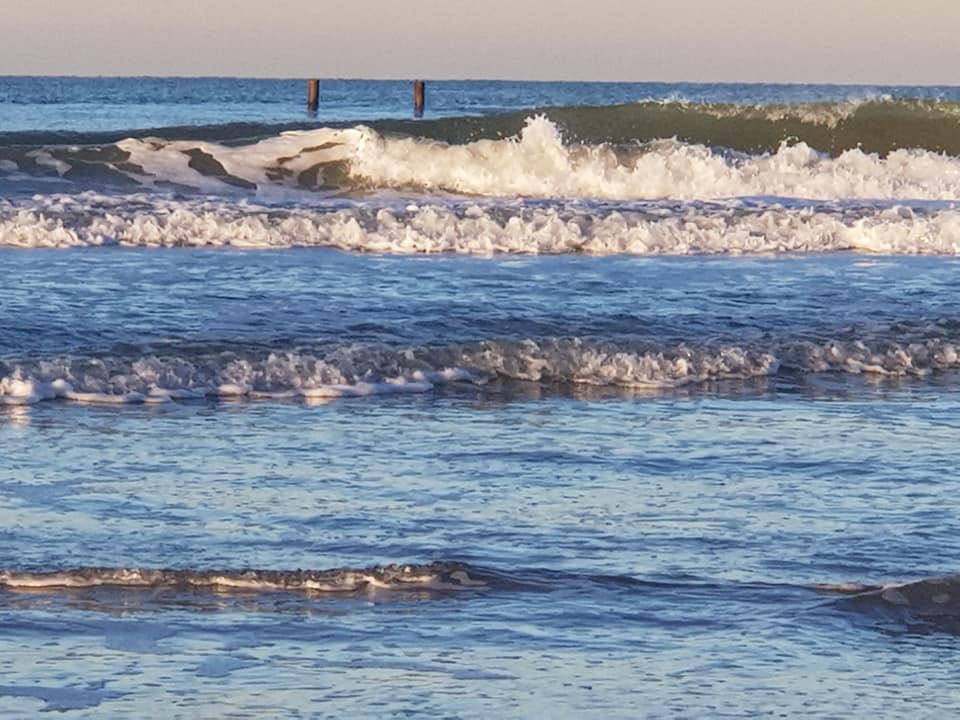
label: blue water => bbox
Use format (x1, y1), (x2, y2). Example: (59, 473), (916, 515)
(2, 78), (960, 718)
(3, 384), (960, 716)
(5, 76), (960, 132)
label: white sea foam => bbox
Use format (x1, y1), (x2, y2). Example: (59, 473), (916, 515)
(3, 193), (960, 255)
(0, 352), (480, 406)
(115, 128), (359, 196)
(331, 117), (960, 201)
(25, 149), (71, 177)
(1, 330), (957, 406)
(345, 117), (960, 201)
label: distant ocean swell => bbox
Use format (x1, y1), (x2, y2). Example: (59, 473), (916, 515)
(390, 98), (960, 156)
(5, 116), (960, 202)
(3, 194), (960, 254)
(3, 563), (959, 633)
(2, 323), (958, 404)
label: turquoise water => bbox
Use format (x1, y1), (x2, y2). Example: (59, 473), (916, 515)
(1, 79), (960, 717)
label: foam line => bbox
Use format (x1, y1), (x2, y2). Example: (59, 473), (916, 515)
(2, 194), (960, 255)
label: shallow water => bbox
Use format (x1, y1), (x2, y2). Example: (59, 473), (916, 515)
(3, 248), (960, 716)
(3, 382), (960, 717)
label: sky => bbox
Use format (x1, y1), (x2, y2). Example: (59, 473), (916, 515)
(3, 0), (959, 84)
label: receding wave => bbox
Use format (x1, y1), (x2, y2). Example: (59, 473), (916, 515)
(6, 116), (960, 202)
(3, 194), (960, 255)
(0, 562), (491, 595)
(5, 562), (955, 606)
(2, 322), (958, 405)
(5, 562), (960, 635)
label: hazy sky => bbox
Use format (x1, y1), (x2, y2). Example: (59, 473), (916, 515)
(3, 0), (959, 83)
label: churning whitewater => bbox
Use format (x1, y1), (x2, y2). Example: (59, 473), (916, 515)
(3, 193), (960, 254)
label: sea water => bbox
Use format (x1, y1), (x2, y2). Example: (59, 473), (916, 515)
(1, 77), (960, 718)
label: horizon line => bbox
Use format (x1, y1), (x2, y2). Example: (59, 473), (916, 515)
(1, 74), (958, 88)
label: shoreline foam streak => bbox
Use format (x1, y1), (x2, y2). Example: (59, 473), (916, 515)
(0, 562), (489, 595)
(4, 563), (959, 631)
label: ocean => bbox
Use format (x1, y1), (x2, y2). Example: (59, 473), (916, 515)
(1, 77), (959, 718)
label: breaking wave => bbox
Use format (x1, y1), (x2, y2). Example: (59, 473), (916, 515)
(2, 322), (958, 405)
(5, 115), (960, 202)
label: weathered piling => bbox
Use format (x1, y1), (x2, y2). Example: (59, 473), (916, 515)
(307, 79), (320, 112)
(413, 80), (425, 118)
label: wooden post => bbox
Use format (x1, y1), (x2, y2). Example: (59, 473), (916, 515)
(413, 80), (425, 118)
(307, 79), (319, 112)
